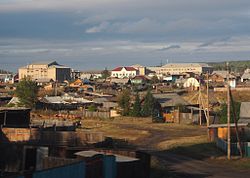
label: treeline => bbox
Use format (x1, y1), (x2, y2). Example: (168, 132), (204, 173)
(118, 90), (161, 117)
(0, 69), (12, 74)
(209, 60), (250, 73)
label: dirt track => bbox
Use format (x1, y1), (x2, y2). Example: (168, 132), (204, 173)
(83, 118), (250, 178)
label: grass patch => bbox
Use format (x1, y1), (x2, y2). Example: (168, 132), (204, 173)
(210, 158), (250, 170)
(167, 142), (225, 160)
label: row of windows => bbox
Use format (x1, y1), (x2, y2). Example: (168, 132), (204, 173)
(27, 70), (48, 73)
(112, 73), (136, 76)
(160, 68), (197, 72)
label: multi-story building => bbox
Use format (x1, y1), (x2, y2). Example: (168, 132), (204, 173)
(18, 61), (71, 82)
(147, 63), (213, 75)
(130, 64), (146, 75)
(111, 67), (138, 78)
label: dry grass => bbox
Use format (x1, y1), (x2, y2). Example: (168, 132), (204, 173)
(81, 117), (208, 151)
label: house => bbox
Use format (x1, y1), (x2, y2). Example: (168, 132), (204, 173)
(92, 97), (118, 110)
(183, 77), (200, 90)
(80, 70), (102, 80)
(162, 74), (183, 82)
(241, 73), (250, 83)
(110, 78), (130, 85)
(211, 71), (236, 88)
(33, 78), (54, 86)
(19, 61), (71, 83)
(0, 74), (13, 83)
(131, 75), (150, 85)
(40, 96), (93, 110)
(111, 67), (138, 78)
(153, 93), (190, 113)
(153, 93), (193, 123)
(71, 69), (81, 80)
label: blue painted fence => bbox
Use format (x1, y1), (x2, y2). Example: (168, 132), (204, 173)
(216, 138), (249, 156)
(103, 155), (116, 178)
(33, 161), (86, 178)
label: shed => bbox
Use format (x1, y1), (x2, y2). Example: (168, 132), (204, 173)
(0, 107), (31, 127)
(153, 93), (190, 112)
(239, 102), (250, 124)
(208, 123), (248, 141)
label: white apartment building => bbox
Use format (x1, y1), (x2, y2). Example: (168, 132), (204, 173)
(18, 61), (71, 82)
(147, 63), (213, 75)
(111, 67), (138, 78)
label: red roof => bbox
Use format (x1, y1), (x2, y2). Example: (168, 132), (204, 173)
(112, 67), (137, 71)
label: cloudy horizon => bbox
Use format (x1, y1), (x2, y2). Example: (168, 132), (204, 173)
(1, 0), (250, 72)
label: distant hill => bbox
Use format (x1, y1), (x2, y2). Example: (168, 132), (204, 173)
(208, 60), (250, 73)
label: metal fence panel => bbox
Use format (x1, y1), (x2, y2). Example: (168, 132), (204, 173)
(33, 161), (85, 178)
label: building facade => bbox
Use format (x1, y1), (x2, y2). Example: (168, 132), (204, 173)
(130, 64), (146, 75)
(147, 63), (213, 75)
(111, 67), (138, 78)
(18, 61), (71, 82)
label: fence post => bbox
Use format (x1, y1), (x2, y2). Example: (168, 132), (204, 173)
(103, 155), (116, 178)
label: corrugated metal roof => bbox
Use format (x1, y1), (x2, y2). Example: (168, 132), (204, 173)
(110, 78), (130, 84)
(162, 63), (211, 68)
(208, 123), (248, 128)
(75, 151), (139, 162)
(43, 96), (66, 104)
(92, 98), (109, 103)
(42, 96), (93, 104)
(212, 71), (236, 79)
(153, 93), (190, 107)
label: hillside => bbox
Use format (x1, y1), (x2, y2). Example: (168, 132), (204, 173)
(209, 60), (250, 73)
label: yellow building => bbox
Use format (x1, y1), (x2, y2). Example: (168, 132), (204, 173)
(18, 61), (71, 82)
(148, 63), (213, 75)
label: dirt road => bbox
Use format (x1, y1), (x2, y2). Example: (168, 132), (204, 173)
(83, 118), (250, 178)
(151, 151), (250, 178)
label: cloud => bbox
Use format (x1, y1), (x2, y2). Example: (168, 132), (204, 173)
(1, 1), (250, 71)
(199, 37), (231, 47)
(85, 21), (109, 33)
(158, 45), (181, 51)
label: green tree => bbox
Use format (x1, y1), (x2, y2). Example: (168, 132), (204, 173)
(88, 104), (97, 112)
(141, 90), (156, 117)
(15, 77), (38, 108)
(151, 75), (159, 84)
(219, 102), (241, 124)
(101, 68), (111, 79)
(131, 93), (141, 117)
(118, 89), (131, 116)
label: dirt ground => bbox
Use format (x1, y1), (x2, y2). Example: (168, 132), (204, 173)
(81, 117), (250, 178)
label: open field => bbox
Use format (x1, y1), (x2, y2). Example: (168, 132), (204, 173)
(81, 117), (250, 178)
(82, 117), (208, 150)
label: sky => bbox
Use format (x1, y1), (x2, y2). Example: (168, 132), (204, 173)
(0, 0), (250, 72)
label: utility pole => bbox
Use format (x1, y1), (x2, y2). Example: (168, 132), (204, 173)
(199, 77), (202, 125)
(54, 81), (58, 96)
(227, 62), (231, 160)
(207, 72), (210, 127)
